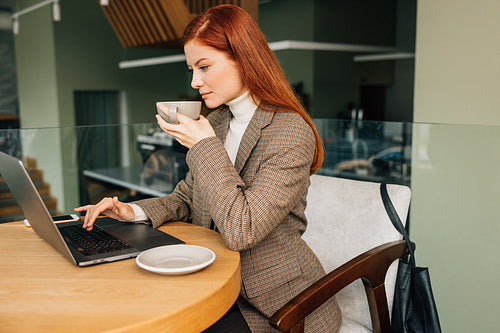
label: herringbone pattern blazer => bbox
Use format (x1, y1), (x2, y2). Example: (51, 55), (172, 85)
(135, 106), (341, 332)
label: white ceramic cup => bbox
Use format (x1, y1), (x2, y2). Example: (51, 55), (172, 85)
(156, 101), (202, 125)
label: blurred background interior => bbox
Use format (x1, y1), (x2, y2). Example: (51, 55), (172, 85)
(0, 1), (498, 332)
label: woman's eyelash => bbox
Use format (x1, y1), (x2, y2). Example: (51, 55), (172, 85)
(187, 66), (207, 72)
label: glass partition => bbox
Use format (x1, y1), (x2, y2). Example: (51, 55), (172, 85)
(0, 122), (187, 223)
(0, 120), (498, 225)
(314, 119), (412, 186)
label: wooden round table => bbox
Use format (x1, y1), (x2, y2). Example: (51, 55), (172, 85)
(0, 221), (240, 332)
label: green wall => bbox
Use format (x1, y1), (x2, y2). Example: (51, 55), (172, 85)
(14, 0), (411, 128)
(259, 0), (414, 121)
(313, 0), (397, 119)
(15, 1), (58, 128)
(14, 0), (191, 211)
(412, 0), (500, 331)
(14, 0), (65, 210)
(15, 0), (191, 128)
(53, 1), (190, 126)
(259, 0), (315, 113)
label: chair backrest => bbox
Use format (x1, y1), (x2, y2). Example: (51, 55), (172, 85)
(302, 175), (411, 331)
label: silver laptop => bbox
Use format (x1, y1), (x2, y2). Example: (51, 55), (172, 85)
(0, 151), (183, 267)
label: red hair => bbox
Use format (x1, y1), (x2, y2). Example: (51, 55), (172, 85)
(181, 5), (324, 174)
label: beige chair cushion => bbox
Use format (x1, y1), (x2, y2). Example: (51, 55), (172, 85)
(302, 175), (411, 331)
(339, 318), (373, 333)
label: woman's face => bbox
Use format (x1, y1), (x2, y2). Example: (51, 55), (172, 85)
(184, 41), (246, 109)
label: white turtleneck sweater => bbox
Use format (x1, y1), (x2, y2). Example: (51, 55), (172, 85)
(130, 91), (257, 221)
(224, 90), (258, 164)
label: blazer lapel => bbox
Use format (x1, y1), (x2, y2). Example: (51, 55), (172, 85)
(234, 107), (274, 173)
(211, 106), (231, 143)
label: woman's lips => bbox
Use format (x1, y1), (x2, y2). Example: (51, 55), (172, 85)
(201, 92), (211, 99)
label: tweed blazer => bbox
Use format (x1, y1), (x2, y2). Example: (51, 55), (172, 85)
(134, 106), (341, 332)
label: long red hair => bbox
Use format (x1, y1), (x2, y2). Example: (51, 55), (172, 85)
(181, 5), (324, 174)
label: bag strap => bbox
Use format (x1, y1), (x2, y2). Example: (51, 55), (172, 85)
(380, 183), (416, 266)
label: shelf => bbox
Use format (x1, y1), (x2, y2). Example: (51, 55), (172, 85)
(118, 40), (406, 69)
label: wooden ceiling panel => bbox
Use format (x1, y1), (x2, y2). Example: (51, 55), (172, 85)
(114, 0), (142, 46)
(99, 0), (258, 49)
(146, 0), (176, 41)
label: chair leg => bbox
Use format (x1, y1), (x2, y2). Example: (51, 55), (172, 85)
(363, 282), (391, 333)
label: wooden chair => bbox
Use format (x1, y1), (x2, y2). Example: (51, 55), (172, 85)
(270, 175), (412, 333)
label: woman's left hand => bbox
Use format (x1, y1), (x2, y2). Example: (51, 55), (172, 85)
(156, 113), (215, 149)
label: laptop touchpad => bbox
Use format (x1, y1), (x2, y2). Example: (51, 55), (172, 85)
(102, 222), (184, 251)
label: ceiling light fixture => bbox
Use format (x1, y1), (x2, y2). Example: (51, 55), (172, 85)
(353, 52), (415, 62)
(52, 0), (61, 22)
(11, 0), (61, 34)
(12, 18), (19, 34)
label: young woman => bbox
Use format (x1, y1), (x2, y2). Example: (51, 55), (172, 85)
(75, 5), (341, 332)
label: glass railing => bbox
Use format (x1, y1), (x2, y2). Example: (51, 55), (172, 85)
(0, 120), (498, 225)
(314, 119), (412, 186)
(0, 122), (186, 223)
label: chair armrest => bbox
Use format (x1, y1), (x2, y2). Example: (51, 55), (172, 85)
(270, 240), (413, 333)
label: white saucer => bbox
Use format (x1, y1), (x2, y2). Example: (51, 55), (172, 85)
(136, 244), (216, 275)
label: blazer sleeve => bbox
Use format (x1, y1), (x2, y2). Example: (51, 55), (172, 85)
(187, 114), (315, 251)
(132, 170), (194, 228)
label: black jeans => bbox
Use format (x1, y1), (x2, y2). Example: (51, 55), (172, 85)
(203, 303), (251, 333)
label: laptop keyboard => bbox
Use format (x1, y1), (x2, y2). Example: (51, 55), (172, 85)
(59, 223), (132, 256)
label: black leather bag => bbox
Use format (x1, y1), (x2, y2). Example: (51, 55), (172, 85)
(380, 183), (442, 333)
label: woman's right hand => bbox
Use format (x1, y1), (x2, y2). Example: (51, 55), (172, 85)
(74, 196), (135, 230)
